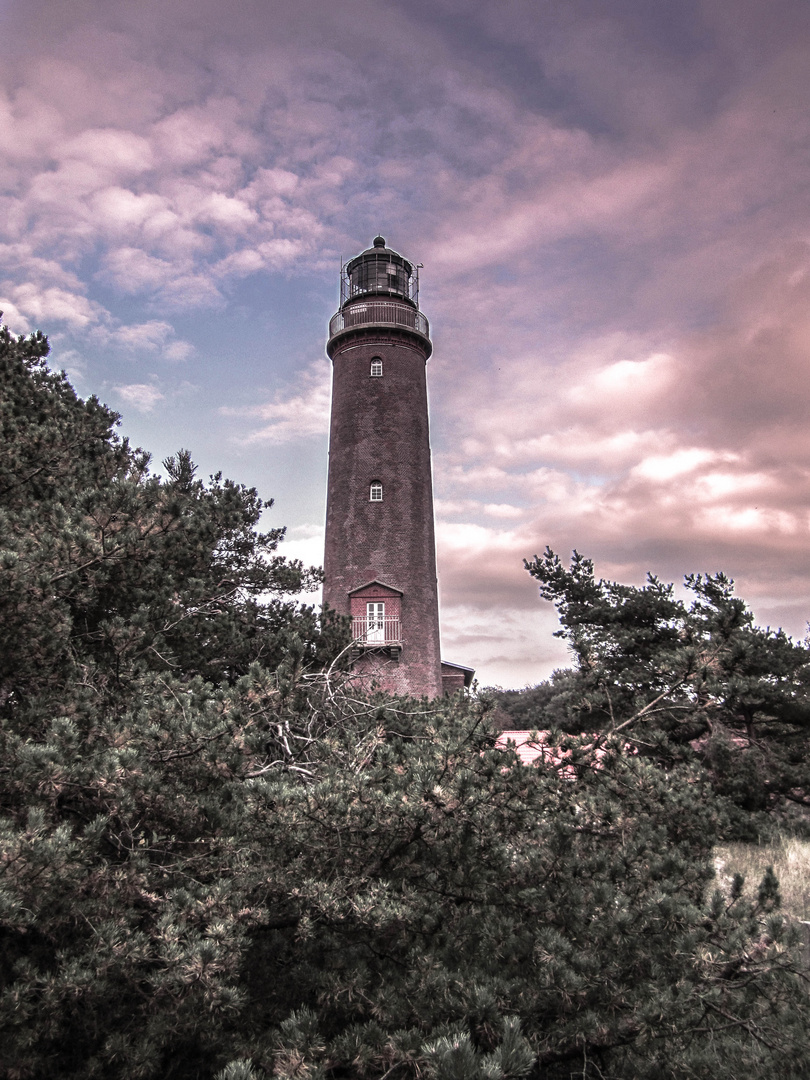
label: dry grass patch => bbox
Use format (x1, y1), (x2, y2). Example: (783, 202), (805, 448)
(715, 834), (810, 923)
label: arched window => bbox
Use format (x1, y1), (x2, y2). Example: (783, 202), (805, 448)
(369, 481), (383, 502)
(370, 358), (383, 377)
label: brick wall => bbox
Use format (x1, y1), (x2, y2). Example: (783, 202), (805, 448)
(323, 332), (443, 698)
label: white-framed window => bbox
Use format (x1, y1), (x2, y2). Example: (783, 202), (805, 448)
(367, 601), (385, 643)
(370, 358), (383, 377)
(369, 481), (383, 502)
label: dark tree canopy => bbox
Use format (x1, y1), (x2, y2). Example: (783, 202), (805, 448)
(519, 549), (810, 828)
(1, 331), (808, 1079)
(0, 326), (343, 717)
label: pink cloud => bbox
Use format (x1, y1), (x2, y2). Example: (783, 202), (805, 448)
(2, 0), (810, 684)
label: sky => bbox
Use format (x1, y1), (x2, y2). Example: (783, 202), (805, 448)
(2, 0), (809, 687)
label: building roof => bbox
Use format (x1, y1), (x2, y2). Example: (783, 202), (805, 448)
(494, 730), (635, 773)
(347, 579), (403, 597)
(495, 730), (568, 767)
(440, 660), (475, 687)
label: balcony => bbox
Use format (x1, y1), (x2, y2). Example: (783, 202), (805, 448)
(352, 616), (402, 655)
(328, 299), (430, 351)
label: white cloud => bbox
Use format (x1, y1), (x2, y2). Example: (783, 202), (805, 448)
(0, 299), (31, 333)
(158, 272), (224, 310)
(89, 188), (171, 236)
(192, 192), (257, 231)
(213, 249), (266, 278)
(226, 361), (331, 445)
(113, 382), (164, 412)
(3, 282), (100, 329)
(439, 603), (570, 689)
(59, 128), (154, 173)
(91, 319), (195, 362)
(631, 448), (724, 483)
(0, 244), (85, 290)
(103, 320), (173, 350)
(483, 503), (525, 519)
(97, 247), (175, 294)
(278, 523), (326, 571)
(162, 339), (194, 362)
(694, 470), (771, 501)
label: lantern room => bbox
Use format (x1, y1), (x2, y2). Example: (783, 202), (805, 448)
(341, 235), (419, 308)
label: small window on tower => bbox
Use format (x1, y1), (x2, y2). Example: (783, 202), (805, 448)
(369, 481), (383, 502)
(370, 358), (383, 377)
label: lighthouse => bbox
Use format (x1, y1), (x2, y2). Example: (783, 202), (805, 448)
(323, 236), (471, 698)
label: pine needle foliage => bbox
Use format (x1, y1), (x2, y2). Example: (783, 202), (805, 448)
(1, 330), (808, 1078)
(520, 549), (810, 830)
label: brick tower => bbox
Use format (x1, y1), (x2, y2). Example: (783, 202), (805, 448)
(323, 236), (444, 697)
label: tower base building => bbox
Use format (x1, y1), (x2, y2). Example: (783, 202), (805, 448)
(323, 237), (473, 698)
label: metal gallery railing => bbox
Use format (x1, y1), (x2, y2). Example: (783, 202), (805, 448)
(329, 300), (430, 341)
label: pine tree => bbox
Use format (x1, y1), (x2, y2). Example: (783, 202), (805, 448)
(1, 330), (808, 1078)
(522, 548), (810, 827)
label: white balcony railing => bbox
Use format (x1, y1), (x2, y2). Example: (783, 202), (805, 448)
(329, 300), (429, 341)
(352, 616), (402, 646)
